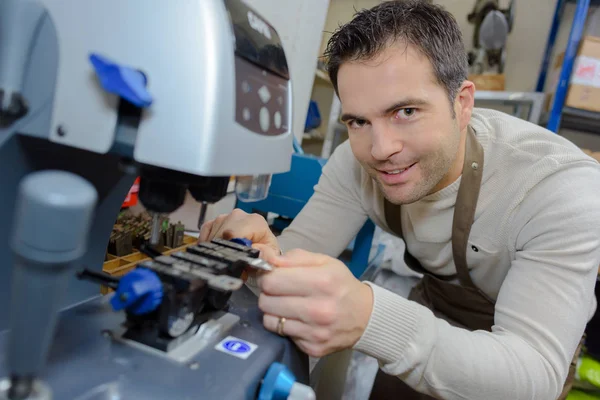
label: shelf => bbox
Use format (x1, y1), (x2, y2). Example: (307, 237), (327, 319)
(474, 91), (546, 124)
(567, 0), (600, 5)
(314, 68), (332, 85)
(541, 107), (600, 134)
(560, 107), (600, 133)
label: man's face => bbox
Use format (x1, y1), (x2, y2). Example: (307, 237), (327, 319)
(337, 43), (473, 205)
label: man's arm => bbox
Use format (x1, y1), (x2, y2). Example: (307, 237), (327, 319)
(353, 163), (600, 400)
(277, 142), (370, 258)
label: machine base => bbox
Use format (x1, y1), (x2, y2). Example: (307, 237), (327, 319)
(0, 286), (309, 400)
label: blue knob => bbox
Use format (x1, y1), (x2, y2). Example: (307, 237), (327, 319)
(89, 53), (153, 108)
(231, 238), (253, 247)
(258, 362), (295, 400)
(110, 268), (163, 315)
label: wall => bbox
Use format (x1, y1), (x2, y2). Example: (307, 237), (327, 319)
(319, 0), (586, 92)
(314, 0), (600, 150)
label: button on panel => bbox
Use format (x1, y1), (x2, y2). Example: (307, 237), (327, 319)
(259, 107), (270, 132)
(258, 86), (271, 104)
(274, 111), (281, 129)
(234, 57), (288, 136)
(243, 108), (251, 121)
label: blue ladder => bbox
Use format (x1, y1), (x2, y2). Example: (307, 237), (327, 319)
(536, 0), (598, 133)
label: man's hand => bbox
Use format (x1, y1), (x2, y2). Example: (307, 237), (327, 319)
(198, 208), (279, 254)
(257, 249), (374, 357)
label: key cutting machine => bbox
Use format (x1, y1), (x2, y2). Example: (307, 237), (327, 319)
(0, 0), (314, 399)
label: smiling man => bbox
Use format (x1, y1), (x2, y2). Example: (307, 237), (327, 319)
(199, 1), (600, 399)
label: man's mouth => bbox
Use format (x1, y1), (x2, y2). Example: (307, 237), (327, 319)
(378, 163), (416, 175)
(376, 163), (417, 184)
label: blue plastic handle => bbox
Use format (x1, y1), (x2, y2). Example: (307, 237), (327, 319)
(230, 238), (252, 247)
(258, 362), (296, 400)
(110, 268), (163, 315)
(89, 53), (153, 108)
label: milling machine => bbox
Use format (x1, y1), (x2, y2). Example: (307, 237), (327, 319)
(0, 0), (314, 399)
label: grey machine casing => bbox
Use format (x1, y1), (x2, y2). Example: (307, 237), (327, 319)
(0, 0), (308, 399)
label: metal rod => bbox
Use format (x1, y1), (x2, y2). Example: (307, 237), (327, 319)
(150, 213), (161, 245)
(197, 202), (208, 231)
(76, 269), (119, 290)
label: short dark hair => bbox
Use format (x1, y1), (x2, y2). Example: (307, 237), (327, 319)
(323, 0), (468, 105)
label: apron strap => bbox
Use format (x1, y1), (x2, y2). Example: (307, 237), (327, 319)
(452, 127), (483, 289)
(383, 126), (484, 287)
(384, 198), (457, 281)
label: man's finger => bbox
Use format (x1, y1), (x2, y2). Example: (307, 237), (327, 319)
(257, 267), (323, 296)
(270, 248), (330, 268)
(198, 220), (214, 242)
(207, 215), (228, 241)
(252, 243), (279, 262)
(258, 294), (312, 322)
(263, 313), (312, 338)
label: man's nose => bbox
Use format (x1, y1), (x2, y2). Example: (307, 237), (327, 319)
(371, 124), (402, 160)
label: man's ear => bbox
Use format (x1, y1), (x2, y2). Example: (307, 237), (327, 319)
(455, 80), (475, 131)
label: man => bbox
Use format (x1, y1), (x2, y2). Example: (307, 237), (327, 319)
(200, 1), (600, 399)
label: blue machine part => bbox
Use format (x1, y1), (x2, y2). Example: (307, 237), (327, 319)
(89, 53), (153, 107)
(110, 268), (163, 315)
(230, 237), (253, 247)
(258, 362), (296, 400)
(304, 100), (321, 132)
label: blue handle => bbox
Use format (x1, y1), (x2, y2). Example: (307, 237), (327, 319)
(230, 238), (252, 247)
(110, 268), (163, 315)
(258, 362), (296, 400)
(89, 53), (153, 108)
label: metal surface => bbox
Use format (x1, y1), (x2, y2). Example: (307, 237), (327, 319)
(0, 378), (50, 400)
(559, 107), (600, 134)
(150, 213), (161, 245)
(473, 91), (546, 124)
(116, 311), (240, 364)
(0, 286), (309, 400)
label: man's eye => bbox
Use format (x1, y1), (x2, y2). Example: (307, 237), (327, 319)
(349, 119), (367, 129)
(395, 108), (416, 119)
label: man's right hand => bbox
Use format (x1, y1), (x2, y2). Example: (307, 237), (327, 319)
(198, 208), (280, 254)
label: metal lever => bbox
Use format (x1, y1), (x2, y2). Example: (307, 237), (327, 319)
(76, 269), (119, 291)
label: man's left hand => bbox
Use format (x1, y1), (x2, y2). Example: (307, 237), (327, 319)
(257, 249), (374, 357)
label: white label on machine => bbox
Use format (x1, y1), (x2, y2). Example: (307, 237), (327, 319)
(571, 56), (600, 88)
(215, 336), (258, 360)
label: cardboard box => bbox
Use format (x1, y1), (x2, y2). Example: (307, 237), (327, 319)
(547, 36), (600, 113)
(469, 74), (505, 91)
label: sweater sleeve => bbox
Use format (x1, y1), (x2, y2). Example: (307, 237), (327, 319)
(353, 162), (600, 400)
(277, 142), (369, 257)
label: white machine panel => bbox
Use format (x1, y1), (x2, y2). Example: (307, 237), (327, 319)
(41, 0), (306, 177)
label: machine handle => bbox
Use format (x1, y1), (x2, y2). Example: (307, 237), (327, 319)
(76, 269), (119, 290)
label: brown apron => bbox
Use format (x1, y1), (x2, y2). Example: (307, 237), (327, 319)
(368, 128), (582, 400)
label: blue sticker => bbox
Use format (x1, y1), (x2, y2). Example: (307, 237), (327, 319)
(215, 336), (258, 359)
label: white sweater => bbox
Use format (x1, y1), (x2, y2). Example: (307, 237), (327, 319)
(277, 108), (600, 399)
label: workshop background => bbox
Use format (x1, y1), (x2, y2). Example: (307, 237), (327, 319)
(110, 1), (600, 398)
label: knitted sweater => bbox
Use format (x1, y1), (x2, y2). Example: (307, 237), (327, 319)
(277, 108), (600, 399)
